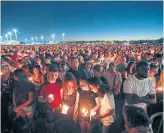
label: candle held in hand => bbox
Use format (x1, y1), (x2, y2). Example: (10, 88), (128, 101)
(61, 105), (69, 114)
(82, 108), (88, 117)
(0, 72), (3, 76)
(48, 94), (55, 103)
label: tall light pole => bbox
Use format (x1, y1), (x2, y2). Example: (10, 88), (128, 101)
(35, 37), (37, 42)
(52, 34), (55, 42)
(8, 32), (12, 40)
(62, 33), (65, 43)
(31, 37), (34, 43)
(0, 36), (2, 42)
(13, 29), (18, 40)
(5, 34), (8, 41)
(41, 36), (44, 43)
(25, 38), (27, 43)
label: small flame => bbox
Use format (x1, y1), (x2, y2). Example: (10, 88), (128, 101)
(0, 72), (3, 76)
(90, 111), (96, 116)
(48, 94), (54, 98)
(63, 105), (69, 111)
(157, 87), (163, 91)
(29, 77), (33, 81)
(81, 108), (88, 116)
(82, 108), (87, 113)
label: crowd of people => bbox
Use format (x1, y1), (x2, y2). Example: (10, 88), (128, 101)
(1, 43), (163, 133)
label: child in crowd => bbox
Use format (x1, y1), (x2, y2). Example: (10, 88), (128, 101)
(87, 78), (115, 133)
(73, 77), (101, 133)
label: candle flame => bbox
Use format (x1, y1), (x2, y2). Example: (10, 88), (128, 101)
(157, 87), (163, 91)
(0, 72), (3, 76)
(63, 105), (69, 111)
(90, 111), (96, 116)
(29, 77), (33, 81)
(48, 94), (54, 98)
(82, 108), (86, 113)
(81, 108), (88, 116)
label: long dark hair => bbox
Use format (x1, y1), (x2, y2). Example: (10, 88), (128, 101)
(14, 69), (28, 81)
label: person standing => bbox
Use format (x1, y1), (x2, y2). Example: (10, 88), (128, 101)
(38, 64), (62, 123)
(123, 61), (157, 111)
(103, 63), (122, 96)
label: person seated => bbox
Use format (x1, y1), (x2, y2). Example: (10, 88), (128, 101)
(122, 105), (153, 133)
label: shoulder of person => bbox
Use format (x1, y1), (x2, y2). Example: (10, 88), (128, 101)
(40, 81), (49, 89)
(116, 71), (121, 75)
(91, 91), (98, 98)
(146, 78), (154, 86)
(125, 74), (135, 82)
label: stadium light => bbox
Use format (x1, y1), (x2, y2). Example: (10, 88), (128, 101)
(8, 32), (12, 40)
(31, 37), (34, 41)
(62, 33), (65, 43)
(5, 34), (8, 41)
(25, 38), (27, 43)
(13, 29), (18, 40)
(41, 36), (44, 43)
(52, 34), (55, 42)
(35, 37), (37, 41)
(0, 36), (2, 42)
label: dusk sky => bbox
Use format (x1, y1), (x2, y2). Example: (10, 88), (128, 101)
(1, 1), (163, 41)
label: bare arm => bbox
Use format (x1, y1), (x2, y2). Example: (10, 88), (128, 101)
(38, 96), (47, 103)
(133, 94), (157, 104)
(100, 109), (114, 119)
(91, 97), (101, 112)
(18, 91), (34, 109)
(125, 93), (141, 104)
(73, 92), (80, 116)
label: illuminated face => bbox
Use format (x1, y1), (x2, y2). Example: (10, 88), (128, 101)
(79, 80), (89, 91)
(67, 81), (74, 90)
(33, 68), (39, 74)
(47, 72), (59, 82)
(71, 59), (79, 70)
(42, 66), (48, 74)
(93, 54), (98, 60)
(109, 64), (116, 72)
(93, 70), (101, 77)
(85, 63), (91, 70)
(89, 84), (99, 93)
(149, 68), (158, 76)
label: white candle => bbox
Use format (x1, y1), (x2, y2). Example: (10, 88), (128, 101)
(90, 111), (96, 122)
(61, 105), (69, 114)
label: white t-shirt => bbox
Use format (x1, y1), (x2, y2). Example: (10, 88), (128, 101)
(123, 75), (155, 110)
(100, 92), (115, 126)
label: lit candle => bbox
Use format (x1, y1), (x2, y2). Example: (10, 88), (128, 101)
(48, 94), (54, 103)
(157, 87), (163, 92)
(61, 105), (69, 114)
(90, 111), (96, 122)
(0, 72), (3, 76)
(29, 77), (33, 81)
(82, 108), (88, 117)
